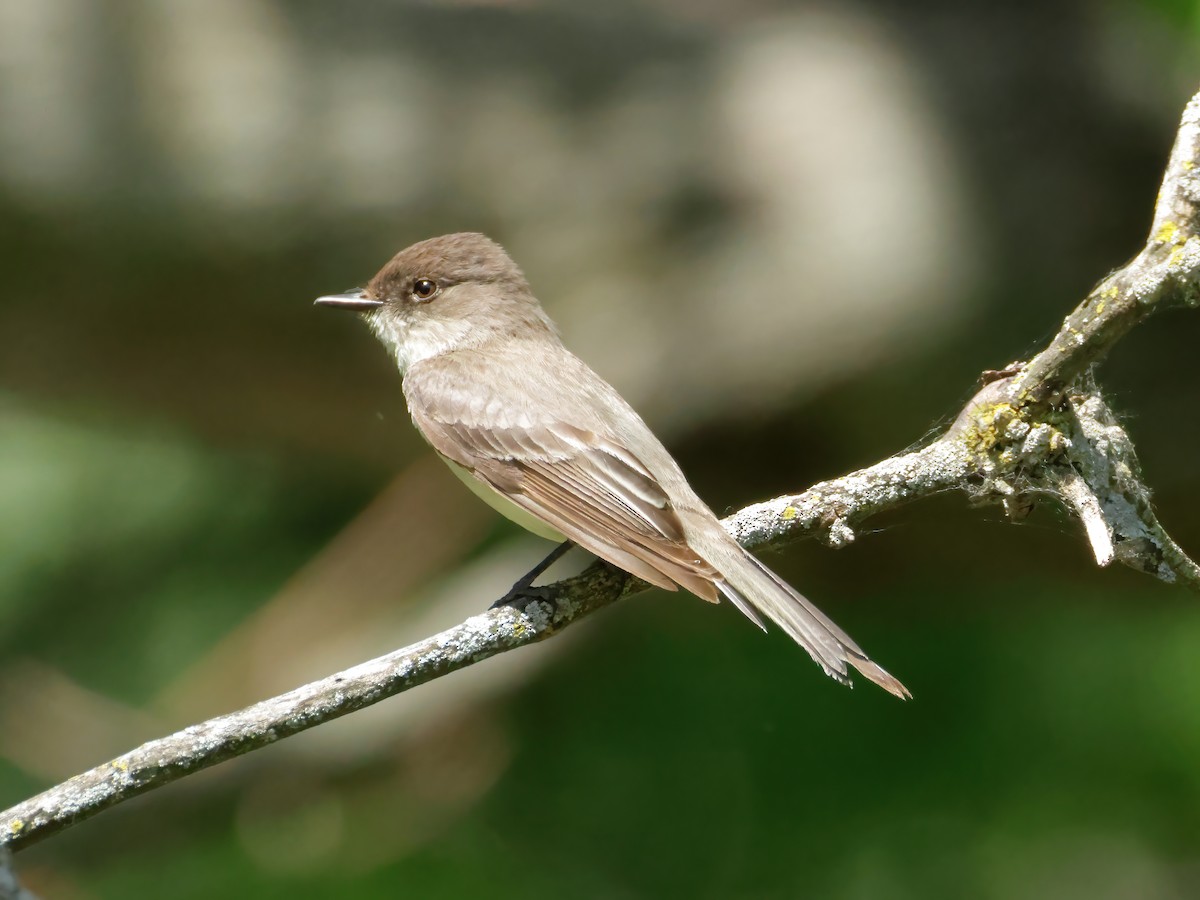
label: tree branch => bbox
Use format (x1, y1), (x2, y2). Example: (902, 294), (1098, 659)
(4, 87), (1199, 855)
(1014, 91), (1200, 407)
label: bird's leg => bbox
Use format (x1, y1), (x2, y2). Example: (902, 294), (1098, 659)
(490, 540), (575, 610)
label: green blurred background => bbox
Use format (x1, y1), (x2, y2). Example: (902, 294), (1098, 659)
(2, 1), (1200, 897)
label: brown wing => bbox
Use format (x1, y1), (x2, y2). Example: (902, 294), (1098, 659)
(411, 410), (723, 601)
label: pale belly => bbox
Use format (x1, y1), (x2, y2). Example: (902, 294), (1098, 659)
(442, 458), (567, 542)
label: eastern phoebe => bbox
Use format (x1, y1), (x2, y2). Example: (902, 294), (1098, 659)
(316, 233), (907, 698)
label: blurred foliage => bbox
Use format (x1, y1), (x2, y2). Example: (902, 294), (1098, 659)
(1145, 0), (1200, 37)
(1, 1), (1199, 898)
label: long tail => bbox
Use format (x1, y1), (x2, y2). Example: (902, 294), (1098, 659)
(714, 548), (910, 699)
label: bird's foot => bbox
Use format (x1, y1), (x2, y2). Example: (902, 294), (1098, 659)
(489, 577), (560, 613)
(488, 540), (574, 614)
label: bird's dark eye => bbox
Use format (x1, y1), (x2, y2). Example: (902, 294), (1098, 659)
(411, 278), (439, 301)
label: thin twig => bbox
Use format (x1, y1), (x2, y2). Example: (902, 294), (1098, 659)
(1013, 92), (1200, 408)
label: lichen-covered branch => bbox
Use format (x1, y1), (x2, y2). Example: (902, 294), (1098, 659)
(723, 439), (971, 551)
(3, 87), (1199, 856)
(1013, 91), (1200, 408)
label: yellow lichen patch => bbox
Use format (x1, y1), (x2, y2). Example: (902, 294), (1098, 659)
(1185, 160), (1195, 171)
(962, 401), (1017, 455)
(781, 506), (797, 521)
(112, 759), (129, 772)
(1156, 220), (1180, 245)
(7, 818), (24, 834)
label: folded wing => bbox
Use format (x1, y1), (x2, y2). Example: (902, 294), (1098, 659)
(412, 410), (725, 601)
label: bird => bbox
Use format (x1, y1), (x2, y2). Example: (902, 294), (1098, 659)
(315, 232), (908, 698)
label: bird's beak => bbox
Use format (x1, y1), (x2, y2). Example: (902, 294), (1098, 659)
(313, 289), (384, 312)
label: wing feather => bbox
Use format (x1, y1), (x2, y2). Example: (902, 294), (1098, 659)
(409, 404), (721, 601)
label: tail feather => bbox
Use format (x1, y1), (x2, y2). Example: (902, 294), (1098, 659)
(715, 551), (910, 700)
(713, 580), (768, 633)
